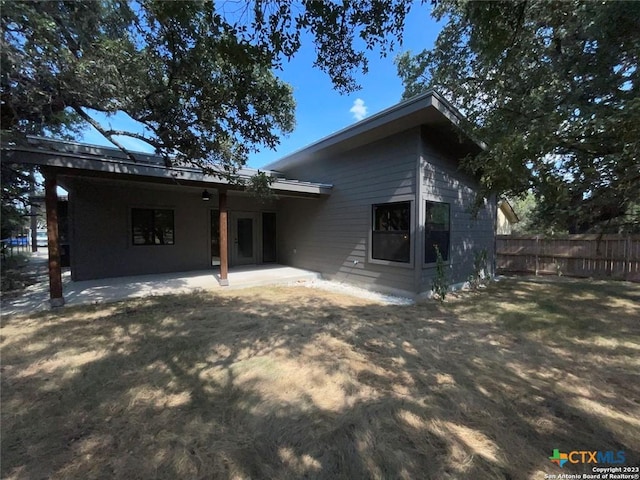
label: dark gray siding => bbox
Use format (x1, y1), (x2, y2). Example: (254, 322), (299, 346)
(419, 128), (496, 291)
(276, 128), (420, 295)
(65, 178), (275, 280)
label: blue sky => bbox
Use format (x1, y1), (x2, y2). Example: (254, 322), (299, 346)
(80, 3), (443, 169)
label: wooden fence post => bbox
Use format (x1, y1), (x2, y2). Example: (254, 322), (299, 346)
(624, 235), (630, 280)
(535, 235), (540, 276)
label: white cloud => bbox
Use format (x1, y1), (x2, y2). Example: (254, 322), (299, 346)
(349, 98), (368, 121)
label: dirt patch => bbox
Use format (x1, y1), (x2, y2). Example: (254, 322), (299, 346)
(1, 279), (639, 479)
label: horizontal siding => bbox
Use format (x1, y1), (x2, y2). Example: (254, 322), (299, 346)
(277, 129), (419, 294)
(67, 179), (277, 280)
(419, 129), (495, 292)
(68, 179), (213, 280)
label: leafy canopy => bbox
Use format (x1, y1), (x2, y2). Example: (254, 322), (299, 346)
(1, 0), (413, 174)
(0, 162), (33, 239)
(397, 0), (640, 233)
(2, 0), (295, 173)
(4, 0), (638, 234)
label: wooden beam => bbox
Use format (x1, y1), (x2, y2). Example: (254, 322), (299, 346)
(219, 190), (229, 286)
(30, 170), (38, 252)
(44, 170), (65, 306)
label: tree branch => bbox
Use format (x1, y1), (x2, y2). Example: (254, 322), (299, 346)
(71, 105), (137, 162)
(105, 124), (173, 168)
(102, 129), (163, 149)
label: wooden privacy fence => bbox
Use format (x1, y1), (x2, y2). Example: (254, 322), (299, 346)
(496, 234), (640, 281)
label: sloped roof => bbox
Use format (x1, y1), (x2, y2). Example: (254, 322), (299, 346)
(267, 89), (482, 172)
(498, 198), (520, 223)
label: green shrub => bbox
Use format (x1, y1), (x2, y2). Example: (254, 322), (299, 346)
(431, 245), (449, 301)
(469, 248), (488, 289)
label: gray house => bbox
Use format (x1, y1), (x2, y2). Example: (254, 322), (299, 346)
(1, 91), (495, 304)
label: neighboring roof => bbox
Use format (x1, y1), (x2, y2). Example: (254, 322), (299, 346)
(1, 136), (332, 196)
(266, 89), (482, 173)
(498, 199), (520, 223)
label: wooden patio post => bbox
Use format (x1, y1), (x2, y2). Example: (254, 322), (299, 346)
(44, 170), (65, 306)
(30, 170), (38, 252)
(219, 190), (229, 286)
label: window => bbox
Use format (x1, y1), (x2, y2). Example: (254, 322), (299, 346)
(371, 202), (410, 263)
(132, 208), (174, 245)
(425, 201), (450, 263)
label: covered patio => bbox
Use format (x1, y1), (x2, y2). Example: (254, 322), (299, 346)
(2, 252), (321, 316)
(1, 137), (331, 308)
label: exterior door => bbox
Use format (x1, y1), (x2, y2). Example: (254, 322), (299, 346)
(232, 213), (257, 265)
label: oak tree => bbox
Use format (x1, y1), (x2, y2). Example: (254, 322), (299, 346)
(397, 0), (640, 233)
(2, 0), (413, 172)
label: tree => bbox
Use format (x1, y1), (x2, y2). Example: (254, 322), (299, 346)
(0, 162), (32, 240)
(1, 0), (414, 175)
(396, 0), (640, 233)
(1, 0), (422, 243)
(1, 0), (295, 174)
(509, 191), (546, 235)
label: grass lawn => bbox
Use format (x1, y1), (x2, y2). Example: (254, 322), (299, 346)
(1, 278), (639, 479)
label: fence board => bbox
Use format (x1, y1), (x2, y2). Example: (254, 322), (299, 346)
(496, 235), (640, 281)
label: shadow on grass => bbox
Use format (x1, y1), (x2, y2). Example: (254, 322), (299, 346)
(452, 277), (640, 338)
(1, 278), (639, 479)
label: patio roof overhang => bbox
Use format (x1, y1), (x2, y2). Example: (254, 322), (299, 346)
(0, 136), (333, 197)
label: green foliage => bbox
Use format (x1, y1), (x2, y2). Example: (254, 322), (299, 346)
(469, 248), (488, 289)
(396, 0), (640, 234)
(1, 163), (32, 239)
(1, 0), (417, 173)
(431, 245), (449, 301)
(511, 191), (540, 235)
(245, 170), (275, 202)
(1, 0), (298, 176)
(0, 0), (423, 235)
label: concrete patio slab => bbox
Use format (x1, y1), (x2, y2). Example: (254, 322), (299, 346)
(1, 255), (320, 316)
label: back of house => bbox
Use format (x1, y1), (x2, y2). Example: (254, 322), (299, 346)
(268, 90), (495, 297)
(1, 90), (495, 300)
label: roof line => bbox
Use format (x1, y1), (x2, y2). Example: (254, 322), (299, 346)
(1, 141), (333, 195)
(266, 89), (476, 171)
(3, 136), (289, 179)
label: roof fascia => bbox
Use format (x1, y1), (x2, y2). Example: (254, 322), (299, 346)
(498, 199), (520, 223)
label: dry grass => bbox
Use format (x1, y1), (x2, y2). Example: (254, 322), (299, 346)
(1, 277), (639, 479)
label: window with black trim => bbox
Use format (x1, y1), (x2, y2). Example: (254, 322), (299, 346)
(372, 202), (410, 263)
(132, 208), (175, 245)
(425, 201), (450, 263)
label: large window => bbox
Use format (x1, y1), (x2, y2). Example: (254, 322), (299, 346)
(132, 208), (175, 245)
(372, 202), (410, 263)
(425, 201), (450, 263)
